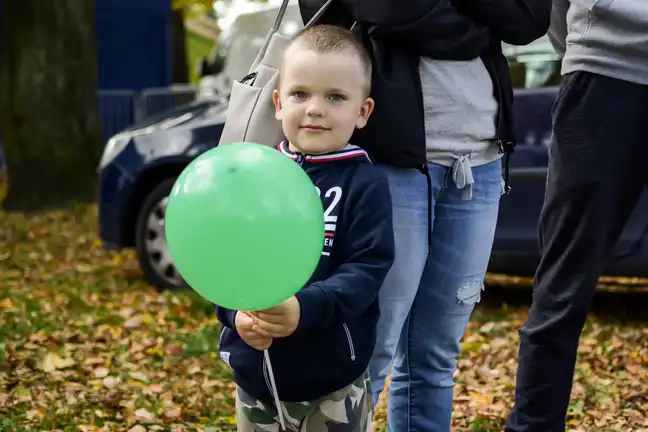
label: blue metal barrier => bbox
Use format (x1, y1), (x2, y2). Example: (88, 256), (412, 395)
(138, 85), (197, 119)
(97, 89), (137, 141)
(97, 85), (197, 141)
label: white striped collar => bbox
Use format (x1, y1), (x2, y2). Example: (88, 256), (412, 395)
(277, 141), (371, 163)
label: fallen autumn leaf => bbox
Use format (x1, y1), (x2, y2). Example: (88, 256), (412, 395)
(40, 352), (75, 372)
(1, 205), (646, 432)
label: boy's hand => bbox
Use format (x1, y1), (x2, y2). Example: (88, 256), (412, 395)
(235, 312), (273, 351)
(252, 296), (300, 338)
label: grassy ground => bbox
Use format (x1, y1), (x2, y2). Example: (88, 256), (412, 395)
(0, 205), (646, 432)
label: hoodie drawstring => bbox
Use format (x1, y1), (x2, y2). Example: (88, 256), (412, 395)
(451, 154), (475, 201)
(418, 164), (433, 255)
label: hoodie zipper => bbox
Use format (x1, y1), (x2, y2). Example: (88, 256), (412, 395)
(295, 151), (306, 166)
(483, 56), (512, 195)
(219, 326), (226, 348)
(486, 58), (505, 155)
(342, 323), (356, 361)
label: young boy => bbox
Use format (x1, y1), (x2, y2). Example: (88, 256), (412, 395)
(216, 24), (395, 431)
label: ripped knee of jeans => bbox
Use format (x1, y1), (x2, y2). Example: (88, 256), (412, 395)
(456, 277), (485, 306)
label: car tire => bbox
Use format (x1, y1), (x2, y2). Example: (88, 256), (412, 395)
(135, 178), (186, 291)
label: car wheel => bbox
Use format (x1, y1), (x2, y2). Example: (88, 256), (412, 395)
(135, 178), (186, 291)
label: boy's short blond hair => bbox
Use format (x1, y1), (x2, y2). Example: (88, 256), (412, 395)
(280, 24), (373, 97)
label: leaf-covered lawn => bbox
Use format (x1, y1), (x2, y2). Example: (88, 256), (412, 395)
(1, 205), (646, 432)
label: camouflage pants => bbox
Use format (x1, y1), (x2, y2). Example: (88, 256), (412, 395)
(235, 371), (373, 432)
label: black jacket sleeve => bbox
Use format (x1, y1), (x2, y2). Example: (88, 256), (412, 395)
(299, 0), (490, 60)
(453, 0), (551, 45)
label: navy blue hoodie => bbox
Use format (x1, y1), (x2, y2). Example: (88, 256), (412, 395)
(216, 141), (395, 403)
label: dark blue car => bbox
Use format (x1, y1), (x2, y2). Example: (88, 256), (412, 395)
(97, 36), (648, 290)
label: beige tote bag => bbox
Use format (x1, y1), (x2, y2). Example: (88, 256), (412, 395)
(218, 0), (335, 147)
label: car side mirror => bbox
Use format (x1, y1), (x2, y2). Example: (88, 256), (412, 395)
(199, 55), (226, 78)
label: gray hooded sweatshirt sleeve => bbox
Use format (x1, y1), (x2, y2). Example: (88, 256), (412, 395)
(551, 0), (648, 85)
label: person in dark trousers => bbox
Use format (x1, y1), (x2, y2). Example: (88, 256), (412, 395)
(505, 2), (648, 431)
(299, 0), (550, 430)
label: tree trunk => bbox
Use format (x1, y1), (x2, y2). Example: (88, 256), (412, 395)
(171, 9), (189, 84)
(0, 0), (103, 212)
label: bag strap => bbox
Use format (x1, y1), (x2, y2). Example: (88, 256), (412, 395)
(271, 0), (292, 31)
(304, 0), (335, 28)
(272, 0), (336, 32)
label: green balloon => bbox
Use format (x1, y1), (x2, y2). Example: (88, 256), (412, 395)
(165, 142), (324, 311)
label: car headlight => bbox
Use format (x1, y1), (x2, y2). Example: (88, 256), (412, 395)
(99, 124), (162, 169)
(99, 133), (133, 169)
(98, 112), (199, 170)
(197, 75), (229, 101)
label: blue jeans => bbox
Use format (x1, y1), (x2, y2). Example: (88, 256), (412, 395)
(369, 160), (502, 432)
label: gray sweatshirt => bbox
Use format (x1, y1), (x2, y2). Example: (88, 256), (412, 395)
(420, 58), (501, 200)
(549, 0), (648, 85)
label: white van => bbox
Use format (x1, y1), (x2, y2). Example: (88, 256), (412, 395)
(197, 1), (303, 98)
(197, 3), (560, 98)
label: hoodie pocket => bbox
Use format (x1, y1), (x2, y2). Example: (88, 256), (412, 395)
(342, 323), (356, 361)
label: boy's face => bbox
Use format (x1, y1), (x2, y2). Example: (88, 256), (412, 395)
(272, 44), (374, 155)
